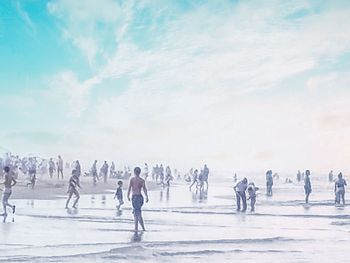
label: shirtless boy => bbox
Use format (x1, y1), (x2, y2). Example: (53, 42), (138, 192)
(127, 167), (149, 232)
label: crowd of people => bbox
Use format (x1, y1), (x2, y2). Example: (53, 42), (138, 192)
(1, 152), (348, 231)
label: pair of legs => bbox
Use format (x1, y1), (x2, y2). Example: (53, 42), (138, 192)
(27, 176), (36, 189)
(250, 196), (256, 212)
(335, 190), (345, 205)
(132, 195), (145, 232)
(117, 199), (124, 211)
(305, 190), (311, 204)
(2, 191), (15, 222)
(236, 191), (247, 212)
(65, 189), (80, 208)
(57, 169), (63, 179)
(266, 183), (273, 196)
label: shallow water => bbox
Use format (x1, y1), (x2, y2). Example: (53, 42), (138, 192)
(1, 177), (349, 262)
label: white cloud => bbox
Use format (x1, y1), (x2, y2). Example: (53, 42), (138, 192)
(39, 0), (350, 172)
(15, 1), (37, 35)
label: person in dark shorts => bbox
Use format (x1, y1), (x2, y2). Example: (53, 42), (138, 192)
(127, 167), (149, 232)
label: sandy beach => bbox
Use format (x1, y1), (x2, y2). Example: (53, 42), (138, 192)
(8, 172), (158, 200)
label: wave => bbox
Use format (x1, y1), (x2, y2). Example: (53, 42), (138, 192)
(156, 248), (301, 257)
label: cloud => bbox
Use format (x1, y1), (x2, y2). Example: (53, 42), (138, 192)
(15, 1), (37, 35)
(24, 0), (350, 171)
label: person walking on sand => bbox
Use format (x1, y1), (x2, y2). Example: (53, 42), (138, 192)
(1, 166), (16, 222)
(127, 167), (149, 232)
(65, 170), (81, 209)
(304, 170), (312, 204)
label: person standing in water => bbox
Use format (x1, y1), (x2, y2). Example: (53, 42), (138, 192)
(65, 170), (81, 209)
(127, 167), (149, 232)
(329, 170), (334, 183)
(335, 172), (347, 205)
(100, 161), (109, 183)
(304, 170), (312, 204)
(1, 166), (16, 222)
(234, 177), (248, 212)
(203, 164), (210, 190)
(266, 170), (273, 196)
(297, 170), (301, 182)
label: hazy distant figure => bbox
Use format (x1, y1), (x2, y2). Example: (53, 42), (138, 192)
(27, 160), (37, 189)
(144, 163), (149, 181)
(203, 164), (210, 190)
(0, 159), (3, 179)
(110, 162), (116, 178)
(165, 166), (172, 187)
(91, 160), (98, 186)
(75, 160), (81, 177)
(114, 180), (124, 211)
(127, 167), (149, 232)
(101, 161), (109, 183)
(247, 182), (258, 212)
(266, 170), (273, 196)
(189, 169), (199, 191)
(49, 158), (56, 179)
(233, 173), (238, 183)
(65, 170), (81, 209)
(329, 170), (334, 183)
(335, 172), (347, 205)
(234, 178), (248, 212)
(304, 170), (312, 204)
(57, 155), (64, 179)
(297, 170), (301, 182)
(1, 166), (16, 222)
(159, 164), (164, 185)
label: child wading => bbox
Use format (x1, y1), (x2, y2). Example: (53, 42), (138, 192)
(247, 182), (259, 212)
(114, 180), (124, 212)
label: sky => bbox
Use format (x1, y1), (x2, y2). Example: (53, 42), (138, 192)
(1, 0), (350, 173)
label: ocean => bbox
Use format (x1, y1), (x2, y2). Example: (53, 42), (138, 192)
(1, 175), (349, 262)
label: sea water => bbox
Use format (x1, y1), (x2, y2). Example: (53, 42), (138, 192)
(0, 175), (349, 262)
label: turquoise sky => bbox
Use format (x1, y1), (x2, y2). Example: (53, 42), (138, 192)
(1, 0), (350, 171)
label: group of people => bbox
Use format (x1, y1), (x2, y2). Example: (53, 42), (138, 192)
(188, 165), (210, 192)
(233, 169), (348, 212)
(64, 165), (148, 232)
(151, 164), (175, 187)
(0, 154), (69, 189)
(2, 155), (348, 230)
